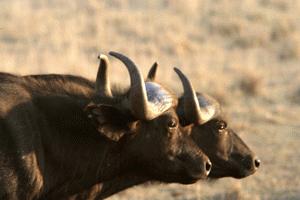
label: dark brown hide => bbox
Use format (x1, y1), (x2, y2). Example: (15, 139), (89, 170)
(65, 62), (260, 199)
(188, 118), (259, 179)
(0, 73), (209, 200)
(177, 94), (259, 179)
(68, 96), (259, 200)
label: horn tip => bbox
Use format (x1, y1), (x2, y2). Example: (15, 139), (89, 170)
(173, 67), (183, 75)
(109, 51), (118, 56)
(99, 54), (109, 61)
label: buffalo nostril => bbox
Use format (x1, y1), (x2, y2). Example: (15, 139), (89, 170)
(254, 159), (261, 168)
(205, 161), (212, 175)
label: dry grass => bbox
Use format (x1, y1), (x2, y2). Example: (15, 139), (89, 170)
(291, 87), (300, 104)
(237, 69), (262, 96)
(1, 0), (300, 199)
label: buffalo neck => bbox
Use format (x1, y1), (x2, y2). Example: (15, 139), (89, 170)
(95, 173), (149, 199)
(31, 93), (132, 198)
(67, 172), (150, 199)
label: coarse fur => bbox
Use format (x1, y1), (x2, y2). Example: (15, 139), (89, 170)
(64, 91), (259, 199)
(0, 72), (210, 200)
(69, 93), (259, 200)
(68, 116), (258, 200)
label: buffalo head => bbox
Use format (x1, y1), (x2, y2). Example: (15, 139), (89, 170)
(148, 64), (260, 179)
(86, 52), (212, 184)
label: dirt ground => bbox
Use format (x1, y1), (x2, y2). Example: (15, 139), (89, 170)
(0, 0), (299, 199)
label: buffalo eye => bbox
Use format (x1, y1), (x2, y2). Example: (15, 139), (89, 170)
(167, 118), (178, 129)
(216, 120), (227, 131)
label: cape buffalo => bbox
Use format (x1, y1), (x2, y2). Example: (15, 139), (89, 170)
(68, 63), (260, 200)
(0, 52), (211, 200)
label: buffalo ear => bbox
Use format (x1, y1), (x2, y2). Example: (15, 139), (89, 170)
(85, 103), (132, 142)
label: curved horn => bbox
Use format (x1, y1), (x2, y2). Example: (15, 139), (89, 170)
(174, 67), (201, 123)
(146, 62), (158, 81)
(95, 54), (112, 97)
(174, 67), (219, 124)
(109, 51), (157, 120)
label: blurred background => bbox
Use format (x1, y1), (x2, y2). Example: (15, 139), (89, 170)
(0, 0), (299, 199)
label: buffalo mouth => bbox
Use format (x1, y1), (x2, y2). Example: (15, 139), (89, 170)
(150, 169), (206, 185)
(145, 158), (209, 184)
(208, 163), (257, 179)
(158, 173), (201, 184)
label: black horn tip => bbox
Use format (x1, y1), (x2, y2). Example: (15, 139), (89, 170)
(109, 51), (120, 57)
(173, 67), (186, 80)
(108, 51), (130, 63)
(173, 67), (181, 74)
(147, 62), (159, 81)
